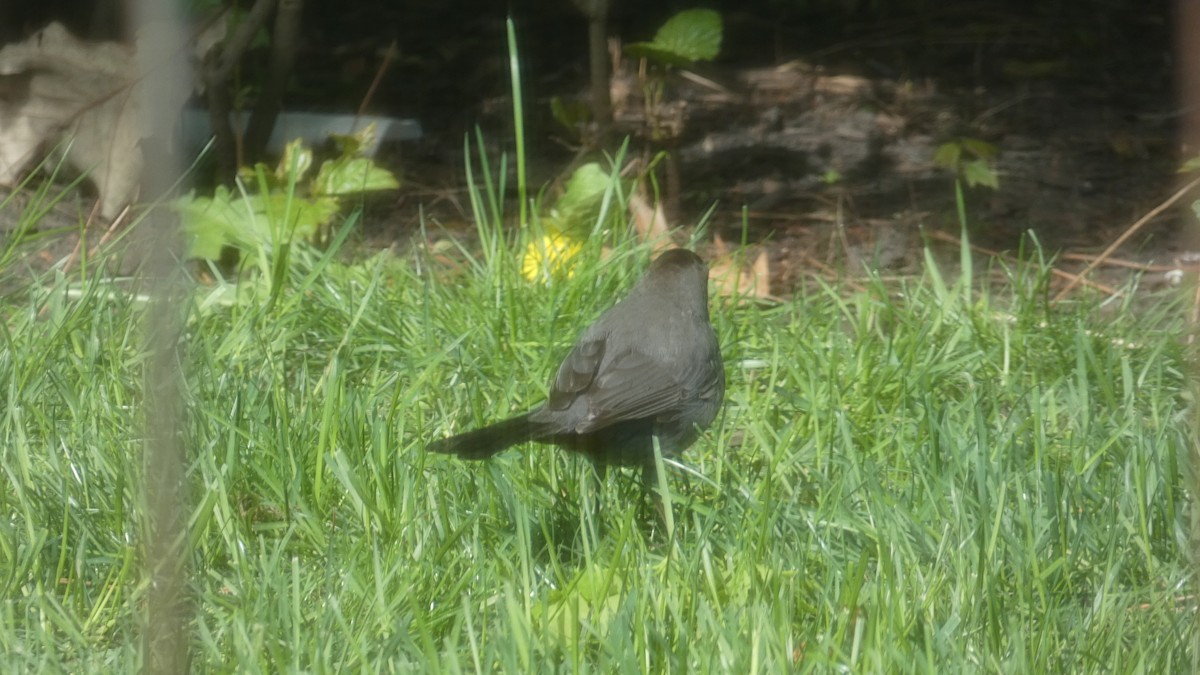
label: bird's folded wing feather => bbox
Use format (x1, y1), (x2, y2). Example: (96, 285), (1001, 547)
(548, 337), (699, 432)
(577, 352), (685, 431)
(547, 338), (605, 409)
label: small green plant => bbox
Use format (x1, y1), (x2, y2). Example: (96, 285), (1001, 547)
(551, 9), (723, 146)
(178, 124), (399, 271)
(933, 137), (1000, 189)
(624, 9), (724, 143)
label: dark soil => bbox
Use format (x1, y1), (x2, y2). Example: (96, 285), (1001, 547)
(2, 1), (1194, 297)
(371, 0), (1197, 296)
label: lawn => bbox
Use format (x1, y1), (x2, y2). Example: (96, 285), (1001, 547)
(1, 183), (1196, 672)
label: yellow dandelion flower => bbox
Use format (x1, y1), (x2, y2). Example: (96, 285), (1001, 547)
(522, 234), (582, 282)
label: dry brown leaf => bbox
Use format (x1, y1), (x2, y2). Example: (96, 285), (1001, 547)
(628, 187), (674, 253)
(709, 234), (773, 301)
(0, 22), (160, 219)
(814, 74), (872, 97)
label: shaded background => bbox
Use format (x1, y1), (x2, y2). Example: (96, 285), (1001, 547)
(0, 0), (1190, 291)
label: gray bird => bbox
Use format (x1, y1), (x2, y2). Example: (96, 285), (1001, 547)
(428, 248), (725, 484)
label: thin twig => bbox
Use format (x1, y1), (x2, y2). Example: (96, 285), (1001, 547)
(1058, 251), (1180, 273)
(357, 39), (397, 119)
(1053, 174), (1200, 301)
(61, 203), (129, 277)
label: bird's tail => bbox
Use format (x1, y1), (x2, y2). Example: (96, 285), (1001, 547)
(426, 413), (537, 459)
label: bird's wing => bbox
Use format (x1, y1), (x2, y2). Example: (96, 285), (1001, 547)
(569, 349), (688, 433)
(546, 337), (606, 410)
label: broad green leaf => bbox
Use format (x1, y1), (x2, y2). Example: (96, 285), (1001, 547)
(314, 157), (400, 196)
(625, 9), (723, 65)
(932, 143), (962, 170)
(533, 564), (622, 652)
(177, 127), (397, 263)
(262, 193), (341, 240)
(962, 159), (999, 189)
(548, 162), (610, 233)
(179, 186), (260, 260)
(182, 209), (231, 260)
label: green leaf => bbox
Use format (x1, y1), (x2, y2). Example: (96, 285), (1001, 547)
(625, 9), (723, 65)
(533, 565), (623, 652)
(263, 193), (341, 240)
(178, 183), (342, 261)
(313, 157), (400, 196)
(275, 139), (314, 184)
(180, 205), (232, 261)
(178, 186), (260, 260)
(546, 162), (610, 234)
(177, 128), (396, 264)
(961, 137), (998, 160)
(933, 143), (962, 170)
(962, 159), (999, 190)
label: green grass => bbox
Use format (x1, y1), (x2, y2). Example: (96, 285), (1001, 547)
(0, 180), (1196, 672)
(1, 21), (1196, 664)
